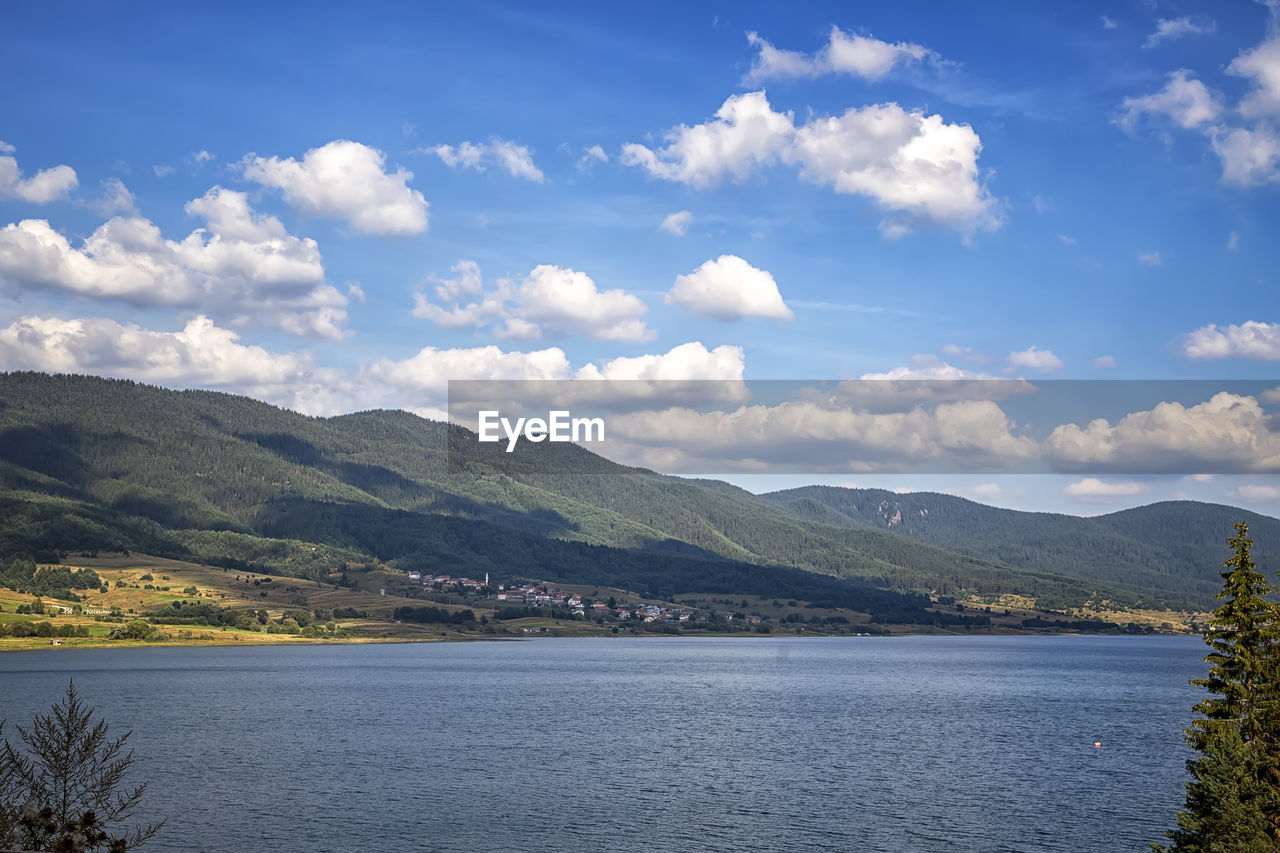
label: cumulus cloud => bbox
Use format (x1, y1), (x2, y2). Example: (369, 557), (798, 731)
(622, 91), (999, 236)
(576, 145), (608, 173)
(370, 343), (573, 392)
(242, 140), (429, 236)
(1145, 17), (1216, 48)
(1183, 321), (1280, 359)
(0, 314), (350, 415)
(1093, 355), (1116, 368)
(603, 398), (1037, 474)
(576, 342), (745, 380)
(621, 91), (795, 188)
(0, 146), (78, 203)
(1006, 346), (1063, 372)
(744, 28), (934, 82)
(1117, 70), (1222, 132)
(1210, 124), (1280, 186)
(1045, 392), (1280, 473)
(859, 359), (996, 381)
(658, 210), (692, 236)
(0, 306), (748, 421)
(1063, 478), (1149, 497)
(666, 255), (793, 322)
(1229, 37), (1280, 118)
(429, 138), (545, 183)
(412, 260), (653, 342)
(1117, 35), (1280, 185)
(0, 186), (348, 338)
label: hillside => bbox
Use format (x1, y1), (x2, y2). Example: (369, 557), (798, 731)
(0, 371), (1257, 614)
(761, 486), (1280, 609)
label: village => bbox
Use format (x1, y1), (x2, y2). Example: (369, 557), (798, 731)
(403, 571), (761, 626)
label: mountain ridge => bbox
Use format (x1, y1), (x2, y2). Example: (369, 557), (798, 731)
(0, 371), (1264, 612)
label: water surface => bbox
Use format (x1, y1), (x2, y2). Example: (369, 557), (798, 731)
(0, 636), (1203, 852)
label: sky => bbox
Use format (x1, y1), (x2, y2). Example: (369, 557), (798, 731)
(2, 0), (1280, 515)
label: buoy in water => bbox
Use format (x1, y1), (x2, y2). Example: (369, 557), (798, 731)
(1094, 742), (1102, 748)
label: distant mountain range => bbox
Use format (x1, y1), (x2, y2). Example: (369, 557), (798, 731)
(1, 371), (1272, 617)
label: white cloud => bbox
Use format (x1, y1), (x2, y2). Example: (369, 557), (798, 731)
(153, 165), (175, 178)
(622, 91), (999, 236)
(192, 150), (215, 165)
(859, 359), (995, 381)
(621, 91), (794, 188)
(1117, 36), (1280, 185)
(1228, 230), (1240, 250)
(666, 254), (793, 322)
(0, 147), (78, 203)
(369, 344), (573, 392)
(429, 138), (545, 183)
(576, 341), (745, 380)
(0, 314), (349, 414)
(1117, 70), (1222, 132)
(577, 145), (608, 172)
(1102, 16), (1119, 30)
(744, 28), (933, 82)
(412, 260), (653, 342)
(1229, 37), (1280, 118)
(87, 178), (136, 216)
(1145, 17), (1216, 48)
(1057, 234), (1077, 245)
(1233, 484), (1280, 500)
(1093, 355), (1116, 368)
(1063, 478), (1149, 498)
(0, 187), (348, 338)
(603, 398), (1037, 473)
(1006, 346), (1063, 372)
(1138, 251), (1162, 266)
(1210, 124), (1280, 186)
(1045, 392), (1280, 473)
(658, 210), (692, 236)
(1183, 321), (1280, 360)
(512, 265), (651, 341)
(242, 140), (429, 236)
(789, 103), (1000, 236)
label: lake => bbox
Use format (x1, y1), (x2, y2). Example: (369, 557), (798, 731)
(0, 635), (1204, 852)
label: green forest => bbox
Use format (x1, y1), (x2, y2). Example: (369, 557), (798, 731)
(0, 371), (1269, 619)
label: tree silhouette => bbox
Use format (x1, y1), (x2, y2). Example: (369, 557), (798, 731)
(1, 681), (162, 852)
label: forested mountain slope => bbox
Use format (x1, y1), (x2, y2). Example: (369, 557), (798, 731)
(0, 371), (1253, 611)
(762, 486), (1280, 609)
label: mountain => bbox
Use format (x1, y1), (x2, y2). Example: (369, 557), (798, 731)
(0, 371), (1263, 615)
(761, 486), (1280, 609)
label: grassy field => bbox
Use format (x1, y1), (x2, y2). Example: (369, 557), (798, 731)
(0, 552), (505, 652)
(0, 552), (1205, 653)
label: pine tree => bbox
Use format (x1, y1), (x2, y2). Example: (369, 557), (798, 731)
(0, 680), (163, 851)
(1156, 522), (1280, 852)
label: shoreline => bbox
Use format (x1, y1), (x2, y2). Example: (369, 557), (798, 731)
(0, 628), (1199, 654)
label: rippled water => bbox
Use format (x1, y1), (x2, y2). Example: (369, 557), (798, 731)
(0, 636), (1204, 852)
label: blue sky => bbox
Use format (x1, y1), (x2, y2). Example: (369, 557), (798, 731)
(3, 0), (1280, 515)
